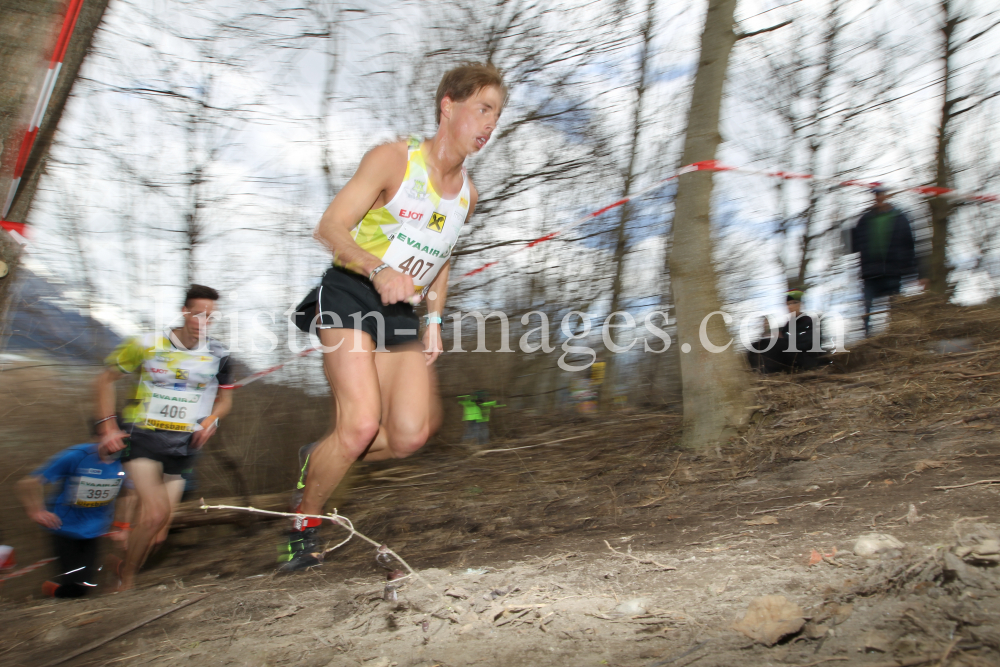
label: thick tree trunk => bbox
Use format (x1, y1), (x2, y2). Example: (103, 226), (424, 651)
(0, 0), (110, 341)
(928, 0), (957, 295)
(670, 0), (750, 450)
(2, 0), (112, 222)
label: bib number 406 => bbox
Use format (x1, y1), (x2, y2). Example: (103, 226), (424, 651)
(397, 256), (435, 280)
(160, 405), (187, 420)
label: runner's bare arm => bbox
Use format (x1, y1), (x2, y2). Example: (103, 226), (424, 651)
(212, 387), (233, 420)
(191, 388), (233, 450)
(313, 142), (417, 305)
(422, 185), (477, 365)
(423, 261), (449, 365)
(94, 368), (128, 452)
(17, 475), (61, 529)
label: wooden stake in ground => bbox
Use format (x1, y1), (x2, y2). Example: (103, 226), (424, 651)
(40, 593), (208, 667)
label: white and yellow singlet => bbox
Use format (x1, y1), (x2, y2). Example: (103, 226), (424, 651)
(344, 138), (471, 292)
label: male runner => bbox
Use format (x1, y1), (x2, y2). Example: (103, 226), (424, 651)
(95, 284), (233, 589)
(17, 437), (125, 598)
(279, 62), (506, 571)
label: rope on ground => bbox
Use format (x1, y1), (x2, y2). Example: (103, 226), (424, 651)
(198, 500), (447, 604)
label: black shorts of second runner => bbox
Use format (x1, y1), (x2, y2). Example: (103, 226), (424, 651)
(292, 266), (420, 348)
(121, 431), (197, 476)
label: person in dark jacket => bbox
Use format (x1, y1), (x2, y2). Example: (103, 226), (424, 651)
(748, 291), (823, 373)
(777, 291), (822, 370)
(850, 186), (921, 336)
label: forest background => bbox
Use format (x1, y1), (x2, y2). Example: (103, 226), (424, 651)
(3, 0), (1000, 455)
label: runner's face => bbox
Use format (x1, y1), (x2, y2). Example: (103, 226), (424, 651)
(445, 85), (503, 154)
(182, 298), (216, 338)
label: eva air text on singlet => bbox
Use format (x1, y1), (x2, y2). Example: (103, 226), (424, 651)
(347, 138), (471, 291)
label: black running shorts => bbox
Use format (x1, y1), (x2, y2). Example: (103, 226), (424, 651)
(292, 266), (420, 348)
(121, 432), (197, 476)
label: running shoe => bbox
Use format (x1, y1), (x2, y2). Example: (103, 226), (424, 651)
(42, 581), (59, 597)
(277, 527), (322, 573)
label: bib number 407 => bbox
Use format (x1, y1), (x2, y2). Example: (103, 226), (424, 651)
(397, 256), (435, 280)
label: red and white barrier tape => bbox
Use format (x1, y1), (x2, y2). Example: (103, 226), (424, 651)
(226, 166), (688, 388)
(0, 557), (57, 584)
(227, 157), (1000, 387)
(2, 0), (85, 221)
(690, 159), (1000, 204)
(223, 347), (318, 389)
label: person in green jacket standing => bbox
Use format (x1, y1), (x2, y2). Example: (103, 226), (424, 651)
(458, 395), (482, 444)
(474, 391), (504, 445)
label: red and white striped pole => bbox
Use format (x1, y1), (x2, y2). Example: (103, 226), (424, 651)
(2, 0), (86, 222)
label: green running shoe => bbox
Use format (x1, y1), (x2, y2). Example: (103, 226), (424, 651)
(277, 527), (322, 573)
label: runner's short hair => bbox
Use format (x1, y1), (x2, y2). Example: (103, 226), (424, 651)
(435, 62), (507, 125)
(184, 284), (220, 307)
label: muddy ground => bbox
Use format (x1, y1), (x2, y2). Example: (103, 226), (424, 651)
(2, 294), (1000, 667)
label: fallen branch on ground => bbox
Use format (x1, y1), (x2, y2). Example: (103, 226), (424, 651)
(934, 479), (1000, 490)
(603, 540), (676, 571)
(471, 435), (586, 456)
(40, 594), (208, 667)
(750, 497), (844, 515)
(199, 500), (446, 605)
(932, 406), (1000, 431)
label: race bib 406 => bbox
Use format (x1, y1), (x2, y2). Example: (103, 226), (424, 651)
(143, 388), (200, 431)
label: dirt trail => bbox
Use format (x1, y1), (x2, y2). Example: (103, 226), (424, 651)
(2, 294), (1000, 667)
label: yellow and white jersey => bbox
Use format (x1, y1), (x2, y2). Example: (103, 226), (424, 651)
(345, 138), (471, 291)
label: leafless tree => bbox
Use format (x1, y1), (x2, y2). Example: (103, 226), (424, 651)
(926, 0), (1000, 294)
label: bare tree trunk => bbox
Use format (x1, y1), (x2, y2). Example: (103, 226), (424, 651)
(183, 107), (208, 288)
(0, 0), (110, 342)
(600, 0), (656, 409)
(794, 0), (842, 289)
(670, 0), (750, 450)
(928, 0), (957, 295)
(309, 1), (342, 202)
(2, 0), (112, 223)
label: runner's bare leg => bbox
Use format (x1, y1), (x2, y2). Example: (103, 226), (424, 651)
(298, 329), (382, 516)
(119, 458), (173, 590)
(154, 476), (186, 544)
(362, 342), (442, 461)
